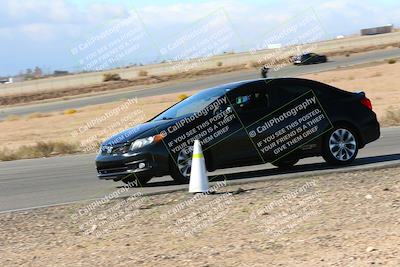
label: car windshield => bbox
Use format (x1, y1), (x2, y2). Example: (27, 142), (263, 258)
(152, 86), (229, 121)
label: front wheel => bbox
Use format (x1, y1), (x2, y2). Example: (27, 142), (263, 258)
(170, 147), (192, 184)
(322, 126), (359, 165)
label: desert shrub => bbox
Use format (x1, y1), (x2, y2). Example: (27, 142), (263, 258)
(103, 73), (121, 82)
(34, 141), (55, 157)
(0, 148), (18, 161)
(216, 62), (223, 67)
(345, 53), (350, 57)
(0, 141), (80, 161)
(388, 59), (396, 64)
(382, 107), (400, 126)
(26, 112), (49, 119)
(64, 109), (77, 115)
(138, 70), (148, 77)
(178, 94), (188, 101)
(5, 115), (20, 121)
(53, 142), (79, 154)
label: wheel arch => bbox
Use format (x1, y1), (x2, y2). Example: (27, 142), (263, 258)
(167, 147), (216, 173)
(326, 120), (365, 148)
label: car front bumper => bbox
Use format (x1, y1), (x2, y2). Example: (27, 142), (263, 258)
(95, 145), (170, 181)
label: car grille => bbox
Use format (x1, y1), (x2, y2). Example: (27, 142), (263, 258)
(100, 143), (130, 155)
(111, 144), (130, 154)
(98, 166), (129, 175)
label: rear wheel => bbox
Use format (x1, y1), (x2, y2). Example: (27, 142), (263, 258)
(170, 147), (192, 184)
(322, 126), (359, 165)
(271, 158), (299, 169)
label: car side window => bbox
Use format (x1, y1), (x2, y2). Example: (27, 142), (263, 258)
(268, 83), (310, 110)
(230, 88), (270, 113)
(270, 82), (329, 105)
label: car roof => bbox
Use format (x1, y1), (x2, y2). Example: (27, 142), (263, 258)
(203, 77), (338, 95)
(221, 77), (315, 88)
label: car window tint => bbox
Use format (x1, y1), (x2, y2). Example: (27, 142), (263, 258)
(176, 95), (221, 117)
(230, 87), (270, 113)
(270, 84), (307, 105)
(271, 82), (329, 104)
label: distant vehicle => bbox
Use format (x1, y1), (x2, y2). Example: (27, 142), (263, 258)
(293, 53), (327, 65)
(53, 70), (69, 76)
(361, 25), (393, 36)
(96, 78), (380, 185)
(0, 77), (13, 84)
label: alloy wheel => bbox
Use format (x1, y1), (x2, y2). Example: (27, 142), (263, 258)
(176, 147), (192, 178)
(328, 128), (357, 161)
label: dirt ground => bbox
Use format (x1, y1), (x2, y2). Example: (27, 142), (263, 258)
(0, 92), (182, 150)
(1, 166), (399, 266)
(1, 60), (400, 154)
(2, 31), (399, 101)
(0, 65), (248, 106)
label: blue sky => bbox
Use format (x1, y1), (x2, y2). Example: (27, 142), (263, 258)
(0, 0), (399, 76)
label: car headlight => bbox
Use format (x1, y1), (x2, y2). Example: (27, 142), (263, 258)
(129, 134), (164, 151)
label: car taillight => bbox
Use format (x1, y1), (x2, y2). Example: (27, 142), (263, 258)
(360, 97), (372, 110)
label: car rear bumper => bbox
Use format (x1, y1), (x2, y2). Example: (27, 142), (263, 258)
(360, 118), (380, 146)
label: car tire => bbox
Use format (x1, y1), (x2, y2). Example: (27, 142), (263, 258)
(122, 176), (151, 186)
(170, 147), (192, 184)
(271, 158), (299, 169)
(322, 125), (359, 165)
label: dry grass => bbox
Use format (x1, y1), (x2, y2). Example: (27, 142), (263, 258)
(138, 70), (148, 77)
(103, 73), (121, 82)
(5, 114), (21, 121)
(0, 141), (79, 161)
(26, 112), (49, 119)
(0, 92), (185, 156)
(380, 107), (400, 126)
(1, 65), (250, 106)
(178, 94), (189, 101)
(64, 109), (78, 115)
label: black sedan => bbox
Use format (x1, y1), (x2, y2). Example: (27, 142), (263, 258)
(96, 78), (380, 185)
(293, 53), (327, 65)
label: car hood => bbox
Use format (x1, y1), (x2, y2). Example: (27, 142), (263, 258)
(102, 119), (172, 146)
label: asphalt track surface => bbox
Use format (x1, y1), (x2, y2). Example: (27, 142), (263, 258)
(1, 48), (400, 120)
(0, 127), (399, 213)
